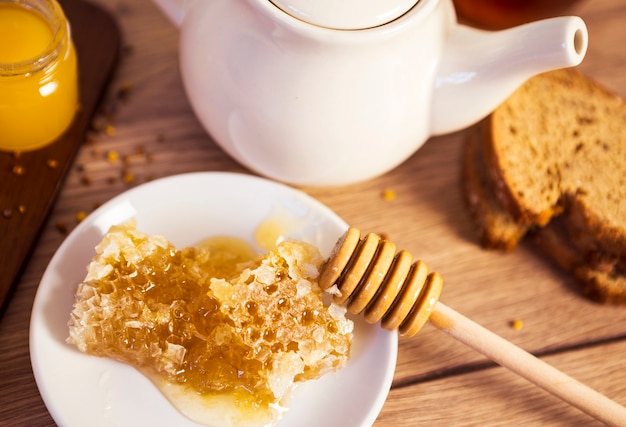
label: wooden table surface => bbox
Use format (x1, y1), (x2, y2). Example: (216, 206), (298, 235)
(1, 0), (625, 425)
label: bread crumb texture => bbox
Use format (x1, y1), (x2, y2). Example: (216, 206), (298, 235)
(468, 69), (626, 303)
(488, 69), (626, 251)
(67, 221), (353, 410)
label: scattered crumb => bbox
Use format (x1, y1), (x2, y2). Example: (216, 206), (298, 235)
(55, 221), (68, 235)
(510, 319), (524, 330)
(107, 150), (119, 162)
(76, 211), (88, 223)
(11, 164), (25, 175)
(47, 159), (59, 168)
(18, 205), (26, 214)
(90, 117), (105, 133)
(116, 81), (133, 102)
(382, 189), (396, 201)
(122, 170), (135, 184)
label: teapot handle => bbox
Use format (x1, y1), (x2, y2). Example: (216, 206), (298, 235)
(152, 0), (196, 28)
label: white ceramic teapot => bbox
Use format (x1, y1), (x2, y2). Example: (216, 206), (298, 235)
(153, 0), (587, 186)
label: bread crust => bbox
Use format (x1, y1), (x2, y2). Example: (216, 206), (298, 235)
(483, 68), (626, 252)
(463, 69), (626, 303)
(461, 123), (528, 250)
(533, 218), (626, 304)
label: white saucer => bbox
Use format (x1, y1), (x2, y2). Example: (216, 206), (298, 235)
(30, 172), (397, 427)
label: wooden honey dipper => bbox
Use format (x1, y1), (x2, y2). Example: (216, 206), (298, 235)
(319, 228), (626, 426)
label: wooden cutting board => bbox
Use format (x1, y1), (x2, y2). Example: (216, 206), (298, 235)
(0, 0), (120, 311)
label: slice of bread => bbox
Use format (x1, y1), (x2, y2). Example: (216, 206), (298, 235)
(532, 218), (626, 304)
(484, 69), (626, 247)
(462, 122), (529, 250)
(462, 69), (626, 303)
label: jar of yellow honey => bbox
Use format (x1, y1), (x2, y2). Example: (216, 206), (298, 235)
(453, 0), (584, 30)
(0, 0), (78, 152)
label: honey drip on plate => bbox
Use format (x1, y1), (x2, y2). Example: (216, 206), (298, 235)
(67, 222), (353, 426)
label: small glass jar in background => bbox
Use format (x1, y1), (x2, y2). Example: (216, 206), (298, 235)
(453, 0), (585, 30)
(0, 0), (79, 152)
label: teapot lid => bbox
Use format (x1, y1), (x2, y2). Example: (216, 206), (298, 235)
(270, 0), (418, 30)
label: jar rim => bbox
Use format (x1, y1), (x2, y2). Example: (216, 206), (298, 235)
(270, 0), (418, 30)
(0, 0), (70, 77)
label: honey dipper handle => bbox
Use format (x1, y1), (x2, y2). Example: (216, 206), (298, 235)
(430, 302), (626, 426)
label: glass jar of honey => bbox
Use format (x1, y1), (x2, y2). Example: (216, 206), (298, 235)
(453, 0), (584, 30)
(0, 0), (78, 152)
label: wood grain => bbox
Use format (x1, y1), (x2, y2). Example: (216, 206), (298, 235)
(1, 0), (625, 425)
(376, 340), (626, 426)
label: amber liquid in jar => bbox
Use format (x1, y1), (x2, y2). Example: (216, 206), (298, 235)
(0, 0), (79, 152)
(453, 0), (584, 30)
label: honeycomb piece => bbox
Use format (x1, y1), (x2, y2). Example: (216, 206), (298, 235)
(67, 221), (353, 424)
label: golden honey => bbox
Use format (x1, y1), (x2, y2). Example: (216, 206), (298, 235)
(453, 0), (583, 30)
(67, 222), (353, 426)
(0, 0), (78, 151)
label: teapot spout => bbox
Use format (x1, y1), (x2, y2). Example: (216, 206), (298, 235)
(431, 16), (587, 135)
(152, 0), (197, 27)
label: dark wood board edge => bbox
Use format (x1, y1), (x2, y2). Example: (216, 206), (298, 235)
(0, 0), (121, 314)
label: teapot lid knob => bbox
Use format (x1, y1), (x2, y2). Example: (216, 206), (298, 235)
(270, 0), (418, 30)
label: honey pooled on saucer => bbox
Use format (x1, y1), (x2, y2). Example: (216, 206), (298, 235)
(67, 221), (353, 427)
